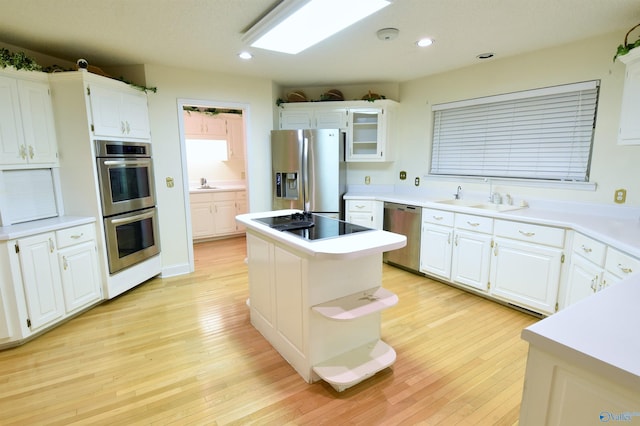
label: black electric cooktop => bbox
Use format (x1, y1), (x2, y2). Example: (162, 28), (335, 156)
(253, 212), (373, 241)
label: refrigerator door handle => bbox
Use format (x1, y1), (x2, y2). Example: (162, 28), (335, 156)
(302, 136), (310, 212)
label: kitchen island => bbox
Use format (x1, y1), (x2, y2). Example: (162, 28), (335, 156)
(235, 210), (406, 392)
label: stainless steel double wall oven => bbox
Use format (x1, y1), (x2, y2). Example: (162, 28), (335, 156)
(95, 140), (160, 274)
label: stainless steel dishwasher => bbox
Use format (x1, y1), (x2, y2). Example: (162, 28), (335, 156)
(383, 202), (422, 273)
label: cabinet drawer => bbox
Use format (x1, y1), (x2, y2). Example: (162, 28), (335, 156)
(572, 232), (606, 266)
(212, 191), (236, 202)
(347, 200), (374, 212)
(422, 208), (454, 227)
(236, 191), (246, 200)
(605, 247), (640, 279)
(190, 192), (214, 202)
(494, 220), (565, 248)
(56, 223), (96, 249)
(455, 213), (493, 234)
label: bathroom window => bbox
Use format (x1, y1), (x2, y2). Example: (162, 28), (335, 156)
(430, 80), (599, 182)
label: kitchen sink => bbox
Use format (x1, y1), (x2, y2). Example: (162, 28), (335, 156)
(434, 199), (525, 212)
(197, 186), (218, 189)
(469, 203), (525, 212)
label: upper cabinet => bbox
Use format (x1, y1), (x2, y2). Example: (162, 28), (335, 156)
(0, 70), (58, 168)
(89, 83), (151, 140)
(278, 100), (397, 162)
(184, 111), (227, 140)
(618, 48), (640, 145)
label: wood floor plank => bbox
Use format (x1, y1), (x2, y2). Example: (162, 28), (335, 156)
(0, 235), (538, 425)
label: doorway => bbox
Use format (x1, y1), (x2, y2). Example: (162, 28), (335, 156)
(177, 98), (250, 272)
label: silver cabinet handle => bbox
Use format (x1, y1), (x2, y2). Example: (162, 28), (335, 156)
(519, 230), (535, 237)
(455, 234), (459, 246)
(433, 215), (443, 220)
(590, 275), (598, 292)
(63, 256), (69, 270)
(447, 232), (451, 245)
(467, 221), (480, 227)
(19, 145), (27, 160)
(493, 242), (498, 256)
(121, 121), (126, 134)
(581, 245), (592, 253)
(48, 238), (55, 253)
(28, 145), (34, 159)
(70, 233), (84, 239)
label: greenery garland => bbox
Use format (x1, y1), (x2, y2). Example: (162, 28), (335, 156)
(614, 23), (640, 61)
(0, 47), (157, 93)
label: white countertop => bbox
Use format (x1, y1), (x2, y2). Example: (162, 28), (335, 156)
(189, 185), (246, 193)
(236, 210), (406, 260)
(0, 216), (96, 241)
(345, 191), (640, 259)
(521, 273), (640, 390)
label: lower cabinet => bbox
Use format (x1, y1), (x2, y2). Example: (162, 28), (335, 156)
(451, 214), (493, 292)
(420, 208), (454, 279)
(190, 190), (247, 240)
(345, 199), (383, 229)
(490, 220), (565, 315)
(0, 222), (102, 346)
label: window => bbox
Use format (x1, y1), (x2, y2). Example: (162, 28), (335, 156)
(430, 81), (599, 182)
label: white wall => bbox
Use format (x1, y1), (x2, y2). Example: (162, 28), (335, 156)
(390, 31), (639, 206)
(142, 64), (274, 274)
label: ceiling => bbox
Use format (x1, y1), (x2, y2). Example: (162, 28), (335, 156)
(0, 0), (639, 86)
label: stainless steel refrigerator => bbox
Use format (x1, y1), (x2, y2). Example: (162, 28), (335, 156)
(271, 129), (346, 218)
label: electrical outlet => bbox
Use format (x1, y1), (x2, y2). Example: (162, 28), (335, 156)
(414, 177), (420, 186)
(365, 176), (371, 185)
(399, 171), (407, 180)
(166, 177), (174, 188)
(614, 188), (626, 204)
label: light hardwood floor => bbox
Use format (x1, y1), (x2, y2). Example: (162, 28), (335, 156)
(0, 236), (537, 425)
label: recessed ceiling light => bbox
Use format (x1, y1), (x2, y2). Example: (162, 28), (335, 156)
(416, 38), (434, 47)
(476, 52), (494, 59)
(238, 51), (253, 60)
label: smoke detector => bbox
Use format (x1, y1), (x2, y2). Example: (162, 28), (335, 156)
(377, 28), (399, 41)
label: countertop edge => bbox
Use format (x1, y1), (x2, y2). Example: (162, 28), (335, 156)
(0, 216), (96, 241)
(236, 210), (406, 259)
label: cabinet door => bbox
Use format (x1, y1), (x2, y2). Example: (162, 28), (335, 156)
(347, 212), (375, 228)
(490, 237), (562, 315)
(315, 108), (348, 129)
(17, 79), (58, 164)
(280, 109), (313, 129)
(213, 200), (238, 234)
(420, 223), (453, 279)
(89, 84), (123, 137)
(18, 233), (65, 330)
(236, 199), (247, 232)
(618, 54), (640, 145)
(451, 229), (492, 291)
(58, 241), (101, 314)
(225, 114), (245, 160)
(347, 108), (386, 161)
(120, 91), (151, 139)
(564, 254), (602, 308)
(0, 75), (25, 165)
(191, 202), (215, 238)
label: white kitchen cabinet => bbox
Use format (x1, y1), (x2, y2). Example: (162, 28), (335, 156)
(56, 223), (102, 314)
(419, 208), (454, 280)
(279, 105), (348, 130)
(617, 48), (640, 145)
(235, 191), (247, 232)
(0, 221), (102, 346)
(190, 190), (247, 240)
(224, 113), (245, 160)
(601, 246), (640, 287)
(16, 232), (65, 330)
(347, 107), (390, 162)
(563, 232), (606, 308)
(451, 213), (493, 292)
(490, 220), (565, 315)
(89, 83), (150, 139)
(0, 70), (58, 167)
(345, 199), (383, 229)
(183, 111), (227, 140)
(278, 100), (396, 162)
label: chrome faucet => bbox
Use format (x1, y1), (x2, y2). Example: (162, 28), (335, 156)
(454, 185), (462, 200)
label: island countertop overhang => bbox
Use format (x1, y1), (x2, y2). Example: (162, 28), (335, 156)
(236, 210), (406, 260)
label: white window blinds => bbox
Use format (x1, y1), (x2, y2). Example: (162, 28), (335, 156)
(430, 81), (599, 182)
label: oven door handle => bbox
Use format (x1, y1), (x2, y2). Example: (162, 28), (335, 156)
(110, 209), (155, 225)
(103, 160), (151, 167)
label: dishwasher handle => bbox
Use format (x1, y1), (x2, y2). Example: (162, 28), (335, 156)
(384, 202), (421, 213)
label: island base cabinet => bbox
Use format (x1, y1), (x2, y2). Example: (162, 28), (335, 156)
(519, 346), (639, 425)
(245, 231), (397, 391)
